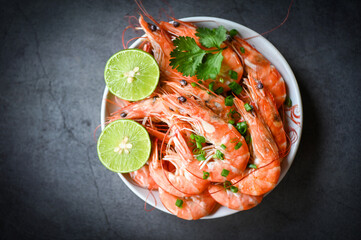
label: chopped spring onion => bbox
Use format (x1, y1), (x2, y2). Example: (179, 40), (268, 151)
(246, 135), (252, 144)
(221, 144), (226, 150)
(219, 78), (224, 83)
(194, 135), (206, 143)
(209, 82), (215, 92)
(229, 29), (238, 37)
(215, 150), (224, 160)
(203, 171), (210, 180)
(229, 70), (238, 80)
(197, 153), (206, 161)
(240, 47), (245, 54)
(221, 169), (230, 177)
(228, 119), (235, 125)
(235, 142), (243, 150)
(191, 82), (197, 87)
(190, 133), (195, 140)
(225, 96), (234, 106)
(236, 121), (248, 136)
(248, 164), (257, 169)
(224, 180), (232, 189)
(175, 199), (183, 208)
(228, 82), (243, 95)
(244, 103), (253, 112)
(215, 87), (224, 94)
(285, 96), (292, 107)
(230, 186), (238, 193)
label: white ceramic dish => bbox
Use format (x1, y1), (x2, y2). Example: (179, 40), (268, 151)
(100, 16), (303, 219)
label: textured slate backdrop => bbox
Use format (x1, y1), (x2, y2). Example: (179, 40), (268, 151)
(1, 0), (361, 239)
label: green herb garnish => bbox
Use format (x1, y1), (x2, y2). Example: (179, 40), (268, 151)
(175, 199), (183, 208)
(244, 103), (253, 112)
(221, 169), (230, 177)
(203, 171), (210, 180)
(230, 186), (238, 193)
(225, 96), (234, 106)
(170, 26), (228, 80)
(235, 142), (242, 150)
(228, 82), (243, 95)
(236, 121), (248, 136)
(285, 96), (292, 107)
(248, 164), (257, 169)
(228, 70), (238, 80)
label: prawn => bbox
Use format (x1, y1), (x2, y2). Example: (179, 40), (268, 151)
(162, 94), (250, 182)
(231, 97), (281, 196)
(208, 184), (262, 211)
(149, 133), (210, 197)
(129, 164), (158, 190)
(159, 188), (216, 220)
(160, 18), (244, 90)
(231, 36), (286, 108)
(245, 75), (287, 154)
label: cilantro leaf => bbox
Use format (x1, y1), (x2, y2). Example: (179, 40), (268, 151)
(196, 52), (224, 80)
(195, 26), (227, 48)
(170, 36), (206, 77)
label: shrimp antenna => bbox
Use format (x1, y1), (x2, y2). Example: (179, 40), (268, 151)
(244, 0), (293, 40)
(135, 0), (160, 27)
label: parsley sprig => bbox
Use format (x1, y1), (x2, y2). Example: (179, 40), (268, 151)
(169, 26), (228, 80)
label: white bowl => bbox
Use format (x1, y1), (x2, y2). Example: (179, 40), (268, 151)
(100, 16), (303, 219)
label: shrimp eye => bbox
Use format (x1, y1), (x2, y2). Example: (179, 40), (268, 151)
(148, 23), (157, 31)
(178, 96), (187, 103)
(180, 80), (187, 86)
(173, 21), (180, 27)
(257, 81), (264, 89)
(120, 112), (128, 118)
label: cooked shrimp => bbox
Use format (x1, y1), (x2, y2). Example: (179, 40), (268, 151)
(160, 19), (243, 90)
(162, 94), (250, 182)
(160, 18), (199, 43)
(159, 188), (216, 220)
(232, 36), (286, 107)
(139, 15), (188, 81)
(232, 160), (281, 196)
(208, 184), (262, 210)
(149, 134), (210, 197)
(162, 81), (235, 122)
(129, 164), (158, 190)
(232, 97), (281, 196)
(245, 75), (287, 154)
(233, 97), (279, 163)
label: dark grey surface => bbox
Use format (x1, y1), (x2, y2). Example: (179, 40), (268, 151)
(1, 0), (361, 239)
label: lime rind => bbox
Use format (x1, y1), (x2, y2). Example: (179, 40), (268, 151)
(104, 49), (160, 101)
(97, 119), (151, 173)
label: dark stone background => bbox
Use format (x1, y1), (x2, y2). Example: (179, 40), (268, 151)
(1, 0), (361, 239)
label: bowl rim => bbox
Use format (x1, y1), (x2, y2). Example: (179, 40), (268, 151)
(100, 16), (303, 219)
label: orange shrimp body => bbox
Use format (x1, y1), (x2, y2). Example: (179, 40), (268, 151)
(232, 160), (281, 196)
(163, 81), (234, 122)
(208, 185), (262, 210)
(162, 95), (250, 182)
(233, 97), (279, 163)
(129, 164), (158, 190)
(159, 188), (217, 220)
(246, 76), (287, 154)
(149, 134), (210, 197)
(232, 36), (286, 108)
(160, 19), (199, 43)
(139, 15), (183, 80)
(233, 97), (280, 196)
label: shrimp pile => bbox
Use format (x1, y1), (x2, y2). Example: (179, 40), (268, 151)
(107, 7), (293, 220)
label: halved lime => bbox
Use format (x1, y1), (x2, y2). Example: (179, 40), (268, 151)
(104, 49), (160, 101)
(97, 119), (151, 173)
